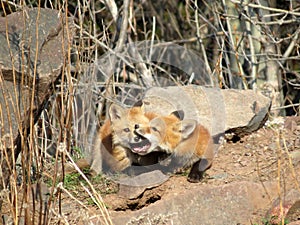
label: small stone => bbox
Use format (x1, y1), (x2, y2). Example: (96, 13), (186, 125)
(116, 170), (169, 199)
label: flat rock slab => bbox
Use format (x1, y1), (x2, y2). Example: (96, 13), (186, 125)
(0, 8), (74, 201)
(116, 170), (169, 199)
(0, 8), (74, 84)
(0, 8), (74, 145)
(143, 85), (271, 141)
(110, 181), (278, 225)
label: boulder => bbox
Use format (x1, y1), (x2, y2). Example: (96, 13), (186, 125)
(110, 181), (278, 225)
(0, 8), (74, 203)
(0, 8), (74, 141)
(143, 85), (271, 141)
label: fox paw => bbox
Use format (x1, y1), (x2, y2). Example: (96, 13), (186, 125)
(187, 171), (204, 183)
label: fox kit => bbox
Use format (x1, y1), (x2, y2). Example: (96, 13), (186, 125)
(136, 112), (214, 182)
(87, 103), (161, 175)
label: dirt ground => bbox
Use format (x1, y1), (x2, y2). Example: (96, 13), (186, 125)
(1, 117), (300, 225)
(98, 117), (300, 223)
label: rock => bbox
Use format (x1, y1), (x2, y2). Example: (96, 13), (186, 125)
(290, 150), (300, 166)
(0, 7), (74, 208)
(0, 8), (74, 86)
(117, 170), (169, 199)
(143, 86), (271, 141)
(110, 181), (278, 225)
(1, 182), (50, 225)
(288, 222), (300, 225)
(267, 189), (300, 224)
(0, 8), (74, 141)
(285, 116), (300, 132)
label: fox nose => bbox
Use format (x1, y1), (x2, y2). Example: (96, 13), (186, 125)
(134, 136), (141, 142)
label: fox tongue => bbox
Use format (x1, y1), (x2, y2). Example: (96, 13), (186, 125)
(130, 139), (151, 154)
(133, 144), (150, 153)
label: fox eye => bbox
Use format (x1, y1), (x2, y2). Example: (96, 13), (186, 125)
(123, 128), (130, 132)
(151, 127), (158, 132)
(134, 124), (139, 129)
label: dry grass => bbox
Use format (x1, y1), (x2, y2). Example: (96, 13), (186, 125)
(0, 0), (300, 224)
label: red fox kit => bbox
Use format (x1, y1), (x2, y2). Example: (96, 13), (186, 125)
(136, 112), (214, 182)
(87, 103), (160, 175)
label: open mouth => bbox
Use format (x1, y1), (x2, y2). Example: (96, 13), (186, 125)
(129, 138), (151, 155)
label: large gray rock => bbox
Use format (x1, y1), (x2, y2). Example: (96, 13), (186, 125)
(143, 85), (271, 140)
(0, 8), (74, 85)
(0, 8), (74, 146)
(0, 8), (74, 205)
(110, 181), (278, 225)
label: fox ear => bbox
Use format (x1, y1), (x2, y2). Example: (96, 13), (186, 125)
(133, 100), (145, 113)
(177, 119), (197, 139)
(133, 100), (143, 107)
(109, 104), (126, 120)
(170, 110), (184, 120)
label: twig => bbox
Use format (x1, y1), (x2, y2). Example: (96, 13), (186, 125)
(275, 129), (284, 225)
(194, 0), (213, 86)
(101, 0), (155, 88)
(104, 0), (118, 22)
(114, 0), (129, 52)
(190, 0), (218, 32)
(271, 103), (300, 111)
(149, 16), (156, 64)
(74, 24), (135, 70)
(243, 4), (258, 90)
(64, 150), (114, 225)
(221, 0), (248, 89)
(230, 0), (300, 16)
(282, 27), (300, 64)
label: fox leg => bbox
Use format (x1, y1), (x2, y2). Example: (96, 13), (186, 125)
(187, 158), (210, 183)
(111, 147), (131, 172)
(101, 146), (131, 172)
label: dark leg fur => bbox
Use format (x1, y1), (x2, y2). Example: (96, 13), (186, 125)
(187, 159), (210, 183)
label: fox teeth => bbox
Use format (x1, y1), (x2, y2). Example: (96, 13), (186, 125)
(129, 138), (151, 153)
(133, 144), (150, 153)
(134, 145), (150, 152)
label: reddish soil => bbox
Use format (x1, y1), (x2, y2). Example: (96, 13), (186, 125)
(1, 118), (300, 225)
(101, 119), (300, 223)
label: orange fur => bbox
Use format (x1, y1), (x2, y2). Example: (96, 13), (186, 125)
(136, 113), (214, 182)
(67, 104), (160, 176)
(89, 104), (158, 174)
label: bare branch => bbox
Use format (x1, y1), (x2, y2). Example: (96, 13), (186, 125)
(194, 0), (213, 86)
(104, 0), (118, 22)
(230, 0), (300, 17)
(282, 27), (300, 62)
